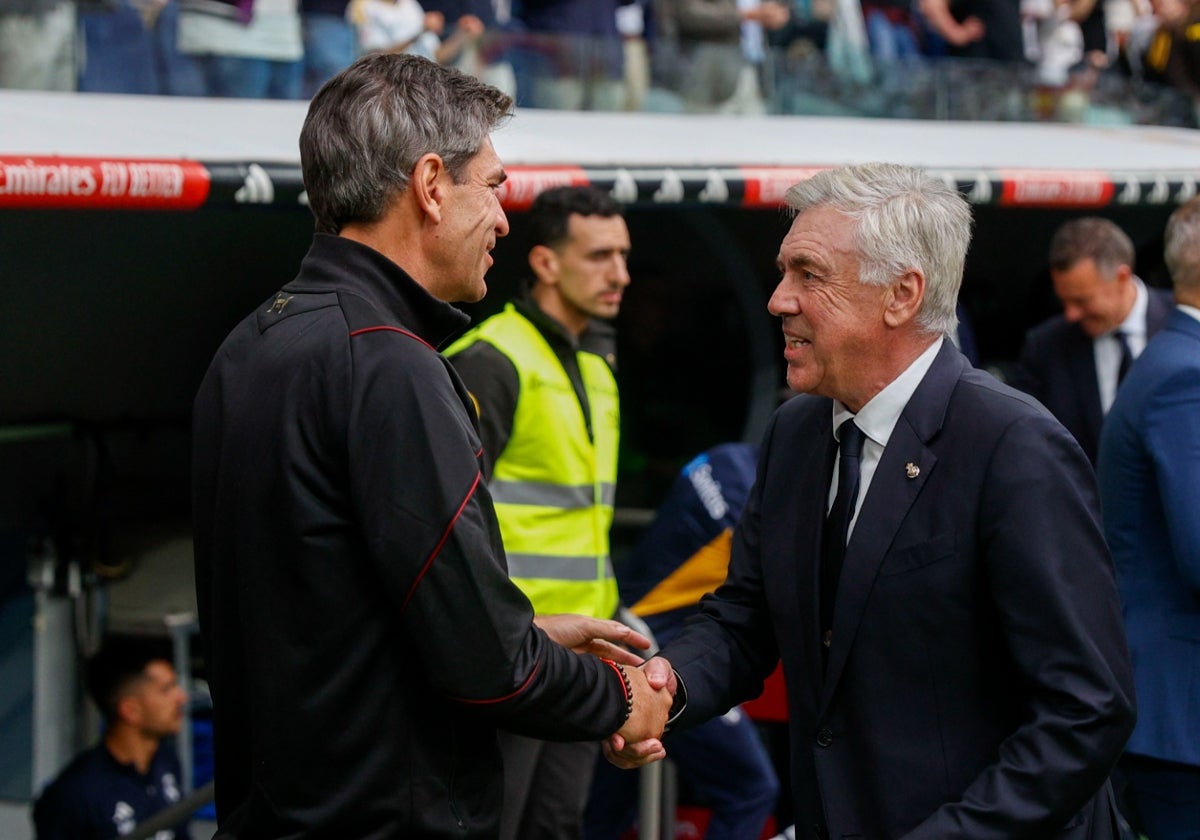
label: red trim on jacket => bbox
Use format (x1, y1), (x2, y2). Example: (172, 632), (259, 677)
(402, 472), (482, 613)
(451, 662), (541, 704)
(349, 325), (436, 352)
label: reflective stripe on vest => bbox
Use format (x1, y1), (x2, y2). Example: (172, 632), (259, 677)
(447, 304), (620, 618)
(491, 479), (617, 509)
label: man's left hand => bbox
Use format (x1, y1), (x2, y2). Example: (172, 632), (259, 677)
(534, 614), (650, 666)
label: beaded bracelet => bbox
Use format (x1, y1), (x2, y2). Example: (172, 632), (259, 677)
(600, 658), (634, 726)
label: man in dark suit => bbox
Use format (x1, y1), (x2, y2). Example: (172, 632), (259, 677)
(608, 163), (1136, 839)
(1098, 196), (1200, 840)
(1010, 217), (1174, 464)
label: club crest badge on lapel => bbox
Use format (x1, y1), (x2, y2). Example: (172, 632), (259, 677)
(905, 463), (920, 479)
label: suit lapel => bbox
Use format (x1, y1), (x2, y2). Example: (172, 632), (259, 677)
(819, 344), (965, 711)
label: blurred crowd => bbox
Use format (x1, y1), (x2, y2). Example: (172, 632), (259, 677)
(0, 0), (1197, 123)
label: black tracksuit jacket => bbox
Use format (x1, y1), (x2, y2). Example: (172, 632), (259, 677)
(192, 234), (628, 839)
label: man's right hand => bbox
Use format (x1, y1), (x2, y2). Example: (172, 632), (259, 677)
(607, 656), (677, 767)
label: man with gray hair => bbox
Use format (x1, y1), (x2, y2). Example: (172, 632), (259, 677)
(192, 53), (671, 839)
(1010, 216), (1174, 464)
(610, 163), (1136, 839)
(1098, 196), (1200, 840)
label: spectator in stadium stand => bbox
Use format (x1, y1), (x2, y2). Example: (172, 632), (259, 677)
(584, 442), (781, 840)
(735, 0), (792, 113)
(191, 53), (672, 839)
(176, 0), (305, 98)
(1098, 195), (1200, 840)
(606, 162), (1136, 840)
(916, 0), (1024, 60)
(33, 641), (191, 840)
(1141, 0), (1200, 117)
(516, 0), (628, 109)
(420, 0), (523, 95)
(0, 0), (75, 90)
(861, 0), (922, 62)
(655, 0), (790, 112)
(1074, 0), (1111, 67)
(301, 0), (357, 97)
(76, 0), (161, 93)
(765, 0), (830, 54)
(348, 0), (485, 66)
(74, 0), (205, 95)
(1008, 217), (1174, 464)
(447, 185), (633, 840)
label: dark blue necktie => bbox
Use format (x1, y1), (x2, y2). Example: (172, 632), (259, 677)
(1114, 330), (1133, 385)
(820, 419), (865, 651)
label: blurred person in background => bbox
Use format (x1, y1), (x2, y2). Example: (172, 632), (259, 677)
(34, 641), (190, 840)
(517, 0), (628, 108)
(0, 0), (75, 90)
(349, 0), (484, 63)
(1140, 0), (1200, 118)
(1098, 195), (1200, 840)
(301, 0), (357, 96)
(1009, 216), (1173, 464)
(918, 0), (1024, 59)
(176, 0), (305, 98)
(655, 0), (790, 112)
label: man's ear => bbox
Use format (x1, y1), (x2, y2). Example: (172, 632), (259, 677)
(412, 153), (447, 224)
(115, 693), (141, 727)
(884, 268), (925, 328)
(528, 244), (558, 285)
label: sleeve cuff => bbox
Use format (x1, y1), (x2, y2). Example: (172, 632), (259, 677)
(664, 669), (688, 732)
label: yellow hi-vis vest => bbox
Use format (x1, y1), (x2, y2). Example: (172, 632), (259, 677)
(447, 304), (620, 618)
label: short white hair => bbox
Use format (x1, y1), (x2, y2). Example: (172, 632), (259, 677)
(784, 162), (972, 338)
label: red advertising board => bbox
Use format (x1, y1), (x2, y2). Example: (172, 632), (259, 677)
(0, 156), (210, 210)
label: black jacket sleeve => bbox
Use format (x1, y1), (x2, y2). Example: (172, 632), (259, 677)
(347, 332), (627, 740)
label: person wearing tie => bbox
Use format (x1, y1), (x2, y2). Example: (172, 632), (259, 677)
(606, 163), (1136, 840)
(1010, 217), (1175, 464)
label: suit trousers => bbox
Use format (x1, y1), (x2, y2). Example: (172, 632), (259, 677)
(499, 732), (598, 840)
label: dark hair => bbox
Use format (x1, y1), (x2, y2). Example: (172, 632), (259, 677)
(300, 53), (513, 235)
(1048, 217), (1135, 275)
(85, 640), (169, 721)
(526, 186), (624, 252)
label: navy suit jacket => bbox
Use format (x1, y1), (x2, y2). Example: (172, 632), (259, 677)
(1098, 307), (1200, 768)
(1010, 286), (1174, 464)
(661, 343), (1135, 839)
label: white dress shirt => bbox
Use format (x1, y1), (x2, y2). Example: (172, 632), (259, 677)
(829, 337), (944, 540)
(1096, 278), (1149, 414)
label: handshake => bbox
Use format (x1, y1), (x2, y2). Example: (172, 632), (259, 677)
(534, 614), (677, 769)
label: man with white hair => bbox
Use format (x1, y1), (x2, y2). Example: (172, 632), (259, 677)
(610, 162), (1136, 840)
